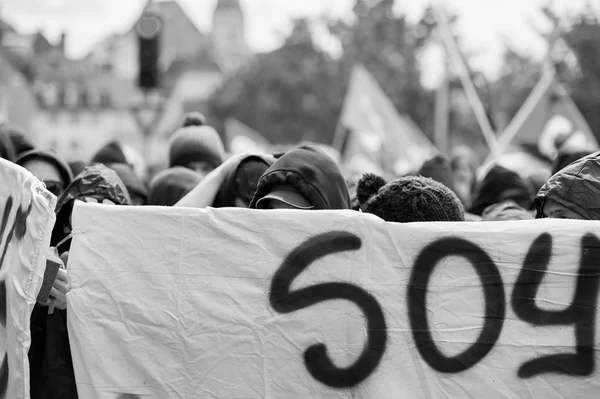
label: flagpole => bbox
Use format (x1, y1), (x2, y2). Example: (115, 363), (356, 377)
(433, 4), (501, 158)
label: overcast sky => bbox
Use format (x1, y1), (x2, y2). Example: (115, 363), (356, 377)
(2, 0), (598, 83)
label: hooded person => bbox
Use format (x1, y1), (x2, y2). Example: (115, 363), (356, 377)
(535, 151), (600, 220)
(249, 145), (351, 210)
(30, 164), (130, 399)
(213, 155), (274, 208)
(51, 164), (131, 250)
(107, 163), (148, 205)
(168, 118), (225, 177)
(450, 148), (477, 207)
(16, 150), (73, 197)
(91, 140), (128, 165)
(468, 165), (533, 216)
(357, 174), (465, 223)
(148, 167), (202, 206)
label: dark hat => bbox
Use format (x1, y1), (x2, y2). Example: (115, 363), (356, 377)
(148, 167), (202, 206)
(16, 149), (73, 186)
(168, 125), (225, 170)
(91, 141), (128, 165)
(358, 174), (465, 223)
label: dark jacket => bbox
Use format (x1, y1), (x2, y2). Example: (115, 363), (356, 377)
(31, 164), (131, 399)
(535, 151), (600, 220)
(249, 146), (351, 210)
(148, 167), (201, 206)
(213, 155), (273, 208)
(468, 165), (533, 216)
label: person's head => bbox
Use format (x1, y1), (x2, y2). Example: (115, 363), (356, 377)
(52, 164), (131, 251)
(213, 155), (273, 208)
(357, 174), (465, 223)
(16, 150), (73, 197)
(450, 148), (477, 206)
(106, 163), (148, 205)
(249, 145), (350, 210)
(419, 155), (457, 194)
(147, 167), (202, 207)
(482, 200), (533, 221)
(468, 165), (533, 216)
(535, 151), (600, 220)
(168, 119), (225, 177)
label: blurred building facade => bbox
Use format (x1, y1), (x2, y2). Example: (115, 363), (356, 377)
(1, 0), (250, 165)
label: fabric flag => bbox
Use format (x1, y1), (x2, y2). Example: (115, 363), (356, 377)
(333, 65), (438, 176)
(225, 118), (272, 154)
(68, 204), (600, 398)
(497, 69), (598, 160)
(0, 159), (56, 399)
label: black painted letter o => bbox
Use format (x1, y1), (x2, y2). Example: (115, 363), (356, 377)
(408, 237), (505, 373)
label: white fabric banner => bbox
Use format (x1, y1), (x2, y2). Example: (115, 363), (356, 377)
(68, 203), (600, 398)
(0, 159), (56, 399)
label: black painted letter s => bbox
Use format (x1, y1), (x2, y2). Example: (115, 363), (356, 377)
(270, 231), (387, 388)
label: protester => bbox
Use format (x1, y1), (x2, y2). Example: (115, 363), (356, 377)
(357, 173), (465, 222)
(210, 155), (272, 208)
(148, 167), (202, 206)
(168, 117), (225, 177)
(107, 163), (148, 205)
(468, 164), (533, 216)
(418, 155), (457, 194)
(535, 151), (600, 220)
(91, 140), (147, 181)
(450, 147), (477, 207)
(482, 200), (533, 221)
(249, 145), (350, 210)
(51, 164), (131, 250)
(16, 150), (73, 197)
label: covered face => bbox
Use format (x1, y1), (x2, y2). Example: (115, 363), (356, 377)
(16, 150), (73, 197)
(249, 146), (350, 210)
(51, 164), (131, 250)
(535, 151), (600, 220)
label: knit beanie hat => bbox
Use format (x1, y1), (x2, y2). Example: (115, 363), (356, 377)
(357, 174), (465, 223)
(168, 125), (225, 170)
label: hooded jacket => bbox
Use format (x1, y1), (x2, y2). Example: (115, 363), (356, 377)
(468, 165), (533, 216)
(249, 146), (350, 210)
(31, 164), (131, 399)
(213, 155), (274, 208)
(535, 151), (600, 220)
(16, 150), (74, 187)
(51, 164), (131, 248)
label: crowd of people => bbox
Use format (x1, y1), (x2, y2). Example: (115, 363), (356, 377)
(0, 110), (598, 398)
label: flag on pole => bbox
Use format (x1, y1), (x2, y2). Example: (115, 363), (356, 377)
(497, 69), (598, 160)
(333, 64), (438, 176)
(225, 118), (272, 154)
